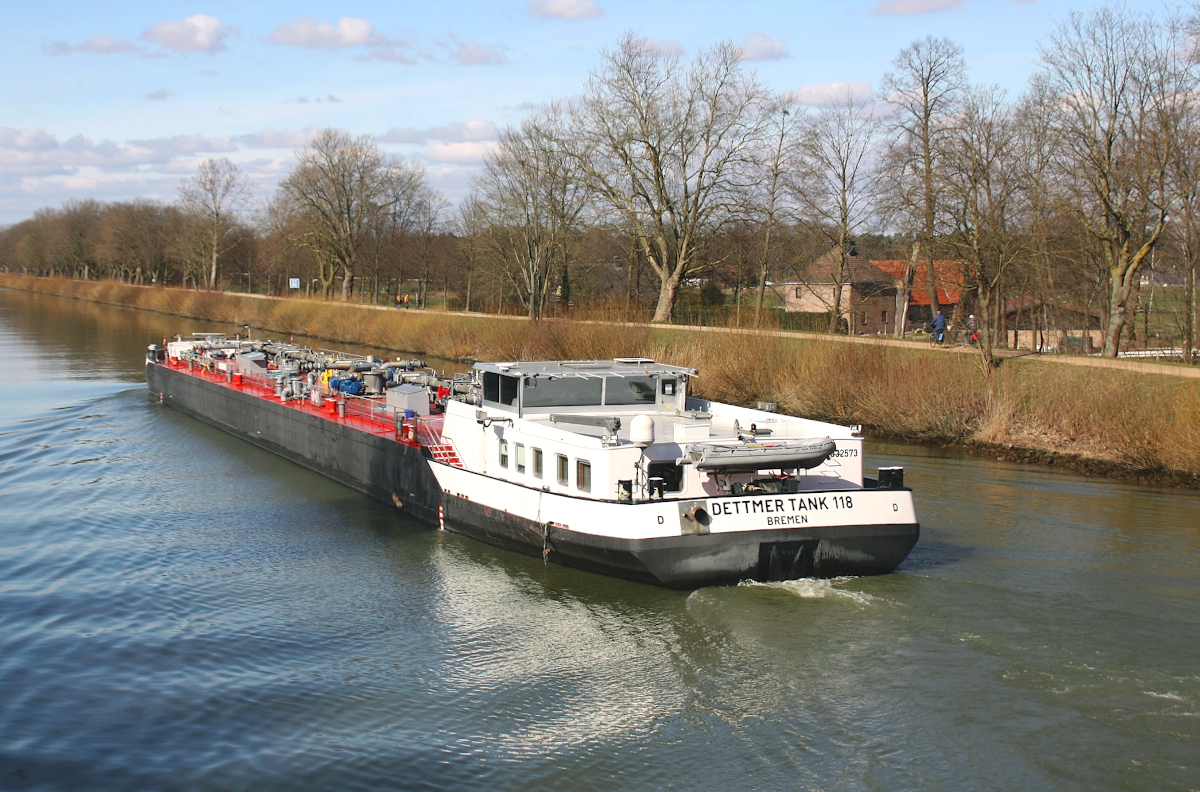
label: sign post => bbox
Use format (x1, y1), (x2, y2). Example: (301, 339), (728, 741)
(289, 278), (300, 289)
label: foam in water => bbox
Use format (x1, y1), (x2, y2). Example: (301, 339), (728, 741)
(738, 577), (875, 604)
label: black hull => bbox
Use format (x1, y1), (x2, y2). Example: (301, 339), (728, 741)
(442, 490), (919, 590)
(147, 363), (443, 525)
(149, 362), (919, 589)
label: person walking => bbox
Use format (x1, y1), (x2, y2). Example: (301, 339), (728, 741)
(967, 314), (979, 346)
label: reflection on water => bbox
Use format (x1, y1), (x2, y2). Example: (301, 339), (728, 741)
(0, 288), (1198, 791)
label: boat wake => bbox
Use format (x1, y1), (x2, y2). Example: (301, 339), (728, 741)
(738, 577), (876, 604)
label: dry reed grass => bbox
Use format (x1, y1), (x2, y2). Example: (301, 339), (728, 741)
(6, 274), (1199, 480)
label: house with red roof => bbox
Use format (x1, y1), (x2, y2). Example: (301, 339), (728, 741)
(784, 247), (966, 335)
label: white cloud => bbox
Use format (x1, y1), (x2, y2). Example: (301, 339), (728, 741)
(146, 89), (171, 101)
(450, 39), (507, 66)
(235, 127), (319, 149)
(873, 0), (961, 15)
(423, 141), (498, 164)
(0, 130), (235, 181)
(142, 14), (234, 54)
(270, 17), (386, 49)
(379, 119), (499, 145)
(128, 134), (237, 154)
(48, 33), (142, 56)
(0, 127), (59, 150)
(527, 0), (604, 20)
(739, 32), (787, 62)
(788, 81), (874, 106)
(358, 45), (419, 64)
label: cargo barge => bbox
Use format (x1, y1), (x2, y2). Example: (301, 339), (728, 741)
(147, 334), (918, 589)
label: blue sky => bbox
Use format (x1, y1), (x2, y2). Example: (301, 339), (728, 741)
(0, 0), (1169, 225)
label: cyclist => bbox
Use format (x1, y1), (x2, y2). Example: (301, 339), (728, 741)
(930, 310), (947, 345)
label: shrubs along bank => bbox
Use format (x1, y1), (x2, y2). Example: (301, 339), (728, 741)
(6, 275), (1199, 487)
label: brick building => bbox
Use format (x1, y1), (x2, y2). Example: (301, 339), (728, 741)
(785, 247), (964, 335)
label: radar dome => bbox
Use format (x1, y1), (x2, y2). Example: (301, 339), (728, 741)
(630, 414), (654, 448)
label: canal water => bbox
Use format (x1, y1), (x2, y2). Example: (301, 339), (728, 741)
(0, 288), (1197, 792)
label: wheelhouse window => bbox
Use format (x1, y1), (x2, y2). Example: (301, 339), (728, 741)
(482, 371), (519, 408)
(604, 376), (657, 405)
(556, 454), (568, 486)
(576, 460), (592, 492)
(522, 376), (603, 408)
(532, 448), (543, 479)
(498, 439), (508, 468)
(515, 443), (526, 474)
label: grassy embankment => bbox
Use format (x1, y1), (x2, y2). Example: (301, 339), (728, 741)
(6, 274), (1199, 487)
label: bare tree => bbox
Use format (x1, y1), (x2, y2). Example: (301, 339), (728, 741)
(411, 184), (450, 308)
(564, 33), (767, 322)
(790, 90), (884, 333)
(362, 160), (429, 303)
(1037, 5), (1193, 356)
(940, 86), (1026, 373)
(452, 196), (493, 312)
(274, 129), (391, 300)
(474, 110), (588, 318)
(881, 36), (967, 334)
(749, 97), (801, 327)
(1166, 47), (1200, 363)
(178, 158), (250, 290)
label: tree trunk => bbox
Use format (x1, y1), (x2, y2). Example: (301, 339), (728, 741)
(1102, 260), (1140, 357)
(894, 240), (920, 338)
(1186, 257), (1196, 364)
(652, 273), (681, 323)
(828, 282), (845, 334)
(209, 228), (219, 290)
(924, 256), (940, 319)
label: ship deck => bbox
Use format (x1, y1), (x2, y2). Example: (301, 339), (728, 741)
(163, 360), (441, 447)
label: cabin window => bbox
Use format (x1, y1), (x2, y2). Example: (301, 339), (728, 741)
(482, 371), (519, 407)
(499, 375), (518, 406)
(515, 443), (526, 474)
(576, 460), (592, 492)
(660, 379), (676, 397)
(522, 376), (603, 408)
(498, 439), (508, 468)
(556, 454), (568, 485)
(604, 376), (657, 405)
(532, 448), (543, 479)
(881, 310), (888, 325)
(647, 462), (684, 493)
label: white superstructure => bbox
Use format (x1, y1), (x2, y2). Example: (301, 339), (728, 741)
(429, 360), (915, 549)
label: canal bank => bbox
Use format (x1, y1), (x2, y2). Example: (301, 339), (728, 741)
(4, 274), (1199, 488)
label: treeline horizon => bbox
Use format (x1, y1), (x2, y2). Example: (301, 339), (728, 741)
(1, 2), (1198, 365)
